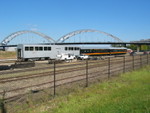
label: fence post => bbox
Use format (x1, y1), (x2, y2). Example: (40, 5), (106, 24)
(132, 55), (134, 70)
(86, 60), (88, 87)
(1, 90), (7, 113)
(140, 55), (142, 67)
(147, 54), (149, 65)
(53, 62), (56, 96)
(123, 56), (125, 73)
(108, 57), (110, 78)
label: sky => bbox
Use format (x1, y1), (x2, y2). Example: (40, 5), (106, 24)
(0, 0), (150, 44)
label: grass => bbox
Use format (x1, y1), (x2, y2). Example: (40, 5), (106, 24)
(9, 65), (150, 113)
(0, 51), (16, 59)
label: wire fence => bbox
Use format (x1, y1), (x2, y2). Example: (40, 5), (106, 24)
(0, 54), (150, 113)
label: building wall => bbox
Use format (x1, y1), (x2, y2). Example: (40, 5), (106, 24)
(5, 47), (17, 51)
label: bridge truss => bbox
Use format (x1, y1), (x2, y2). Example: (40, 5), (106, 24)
(1, 29), (123, 45)
(56, 29), (123, 43)
(1, 30), (56, 45)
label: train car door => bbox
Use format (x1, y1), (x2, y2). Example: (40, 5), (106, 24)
(56, 47), (61, 55)
(17, 49), (22, 59)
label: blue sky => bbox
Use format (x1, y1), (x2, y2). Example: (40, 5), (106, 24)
(0, 0), (150, 43)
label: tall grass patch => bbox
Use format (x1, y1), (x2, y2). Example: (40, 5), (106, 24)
(45, 66), (150, 113)
(0, 51), (16, 59)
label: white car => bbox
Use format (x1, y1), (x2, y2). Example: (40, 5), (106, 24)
(77, 54), (89, 60)
(57, 53), (76, 61)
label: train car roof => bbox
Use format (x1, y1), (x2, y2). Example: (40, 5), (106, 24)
(78, 45), (127, 49)
(17, 44), (80, 47)
(17, 44), (127, 49)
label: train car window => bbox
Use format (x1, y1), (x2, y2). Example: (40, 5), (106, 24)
(87, 49), (89, 52)
(104, 49), (108, 52)
(117, 49), (120, 52)
(93, 49), (96, 53)
(111, 49), (114, 52)
(39, 47), (43, 51)
(44, 47), (48, 51)
(30, 47), (34, 51)
(65, 47), (68, 51)
(102, 49), (105, 52)
(112, 49), (116, 52)
(25, 47), (29, 51)
(69, 47), (71, 50)
(75, 47), (79, 50)
(48, 47), (51, 51)
(109, 49), (112, 52)
(107, 49), (110, 52)
(96, 49), (99, 52)
(35, 47), (39, 51)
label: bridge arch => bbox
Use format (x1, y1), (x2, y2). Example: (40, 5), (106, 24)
(1, 30), (56, 45)
(57, 29), (123, 43)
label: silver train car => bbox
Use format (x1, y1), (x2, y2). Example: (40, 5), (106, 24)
(17, 44), (80, 61)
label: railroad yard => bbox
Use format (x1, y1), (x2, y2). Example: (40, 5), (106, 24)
(0, 53), (149, 103)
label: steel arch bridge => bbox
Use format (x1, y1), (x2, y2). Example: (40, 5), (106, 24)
(1, 30), (56, 45)
(56, 29), (123, 43)
(1, 29), (123, 45)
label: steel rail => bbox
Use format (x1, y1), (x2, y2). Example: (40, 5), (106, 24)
(0, 60), (109, 82)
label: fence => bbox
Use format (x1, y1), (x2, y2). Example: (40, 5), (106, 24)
(0, 54), (150, 113)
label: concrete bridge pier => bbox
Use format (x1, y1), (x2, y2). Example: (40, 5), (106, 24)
(136, 45), (141, 52)
(2, 46), (6, 51)
(0, 46), (6, 51)
(122, 44), (126, 47)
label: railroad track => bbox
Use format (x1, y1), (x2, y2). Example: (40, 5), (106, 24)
(0, 60), (86, 75)
(1, 55), (149, 100)
(0, 57), (133, 82)
(0, 56), (139, 83)
(0, 62), (108, 83)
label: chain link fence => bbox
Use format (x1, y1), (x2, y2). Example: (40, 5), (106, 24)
(0, 54), (150, 113)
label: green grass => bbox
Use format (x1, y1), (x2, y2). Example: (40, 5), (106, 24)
(15, 66), (150, 113)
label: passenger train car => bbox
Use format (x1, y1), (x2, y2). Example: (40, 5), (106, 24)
(17, 44), (80, 61)
(80, 46), (127, 56)
(17, 44), (127, 61)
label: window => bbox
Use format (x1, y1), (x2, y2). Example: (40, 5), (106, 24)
(30, 47), (34, 51)
(44, 47), (48, 51)
(77, 47), (80, 50)
(68, 47), (73, 50)
(35, 47), (39, 51)
(65, 47), (68, 51)
(44, 47), (51, 51)
(39, 47), (43, 51)
(66, 47), (79, 51)
(25, 46), (34, 51)
(48, 47), (51, 51)
(25, 47), (29, 51)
